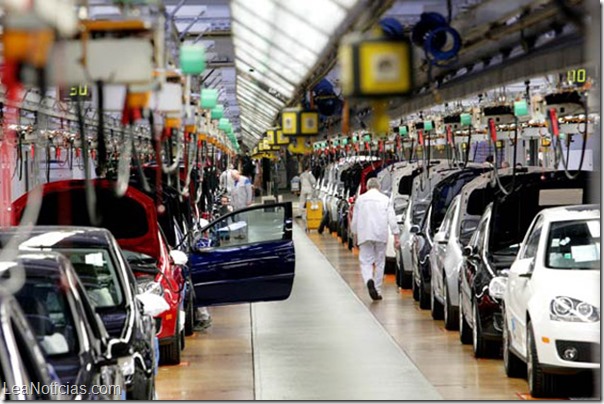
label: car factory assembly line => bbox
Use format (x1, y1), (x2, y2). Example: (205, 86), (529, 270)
(0, 0), (600, 401)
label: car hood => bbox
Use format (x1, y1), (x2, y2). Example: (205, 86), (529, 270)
(11, 179), (161, 260)
(535, 268), (600, 307)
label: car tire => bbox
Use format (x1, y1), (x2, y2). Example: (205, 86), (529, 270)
(472, 301), (488, 358)
(527, 321), (557, 398)
(503, 307), (526, 378)
(430, 283), (443, 318)
(419, 277), (431, 310)
(459, 290), (472, 344)
(443, 280), (458, 330)
(412, 276), (420, 301)
(159, 313), (182, 366)
(385, 259), (396, 275)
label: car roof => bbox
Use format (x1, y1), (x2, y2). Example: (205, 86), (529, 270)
(538, 205), (600, 222)
(0, 226), (113, 249)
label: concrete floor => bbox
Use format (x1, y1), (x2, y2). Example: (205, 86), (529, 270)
(156, 214), (596, 400)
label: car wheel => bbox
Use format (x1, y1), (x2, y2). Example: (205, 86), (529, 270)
(459, 289), (472, 344)
(502, 306), (526, 378)
(159, 313), (182, 366)
(430, 282), (443, 318)
(443, 280), (458, 330)
(419, 277), (431, 310)
(472, 301), (488, 358)
(527, 321), (557, 398)
(412, 276), (420, 301)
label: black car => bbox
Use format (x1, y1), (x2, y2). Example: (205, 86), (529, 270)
(459, 170), (595, 358)
(13, 253), (128, 400)
(0, 291), (62, 400)
(2, 227), (156, 399)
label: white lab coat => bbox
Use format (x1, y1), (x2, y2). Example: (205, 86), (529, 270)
(299, 170), (316, 194)
(298, 170), (317, 211)
(231, 175), (253, 210)
(220, 169), (235, 193)
(351, 188), (400, 245)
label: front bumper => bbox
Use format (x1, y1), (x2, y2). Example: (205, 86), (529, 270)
(532, 318), (600, 370)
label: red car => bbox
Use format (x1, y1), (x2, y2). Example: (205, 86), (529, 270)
(11, 179), (187, 365)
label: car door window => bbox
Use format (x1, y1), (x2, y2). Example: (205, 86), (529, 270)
(197, 205), (287, 249)
(440, 198), (459, 238)
(521, 216), (544, 259)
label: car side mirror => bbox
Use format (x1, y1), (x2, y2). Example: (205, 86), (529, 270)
(462, 245), (475, 257)
(517, 258), (535, 278)
(107, 340), (132, 359)
(170, 250), (188, 266)
(410, 225), (420, 234)
(433, 232), (447, 244)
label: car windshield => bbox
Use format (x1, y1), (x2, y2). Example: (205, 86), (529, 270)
(56, 249), (123, 308)
(15, 278), (78, 357)
(546, 219), (600, 270)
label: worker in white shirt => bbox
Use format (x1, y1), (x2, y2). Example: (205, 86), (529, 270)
(351, 178), (400, 301)
(219, 164), (235, 194)
(297, 164), (317, 217)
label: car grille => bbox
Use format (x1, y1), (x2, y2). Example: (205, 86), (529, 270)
(555, 340), (600, 364)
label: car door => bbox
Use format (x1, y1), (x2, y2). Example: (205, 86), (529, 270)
(462, 208), (490, 318)
(189, 202), (295, 306)
(507, 214), (544, 356)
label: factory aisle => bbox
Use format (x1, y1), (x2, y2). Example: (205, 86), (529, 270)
(156, 223), (442, 400)
(251, 225), (441, 400)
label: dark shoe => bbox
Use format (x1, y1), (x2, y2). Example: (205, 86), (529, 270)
(367, 280), (379, 300)
(375, 294), (383, 300)
(193, 318), (212, 332)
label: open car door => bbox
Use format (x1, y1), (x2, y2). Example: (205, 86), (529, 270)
(189, 202), (295, 306)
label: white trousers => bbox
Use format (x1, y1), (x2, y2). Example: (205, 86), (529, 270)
(299, 192), (311, 212)
(359, 241), (387, 293)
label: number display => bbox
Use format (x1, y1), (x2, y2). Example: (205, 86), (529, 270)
(567, 68), (587, 84)
(60, 85), (92, 101)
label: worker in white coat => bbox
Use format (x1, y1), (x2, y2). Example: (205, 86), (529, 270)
(219, 164), (235, 194)
(298, 165), (317, 217)
(230, 169), (253, 210)
(351, 178), (400, 300)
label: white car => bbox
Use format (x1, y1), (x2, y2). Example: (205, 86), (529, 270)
(491, 205), (600, 398)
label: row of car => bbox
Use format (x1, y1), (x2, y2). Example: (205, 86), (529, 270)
(315, 157), (599, 398)
(1, 165), (297, 399)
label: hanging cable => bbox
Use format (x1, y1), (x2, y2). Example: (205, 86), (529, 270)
(488, 118), (516, 196)
(75, 99), (101, 226)
(548, 99), (589, 180)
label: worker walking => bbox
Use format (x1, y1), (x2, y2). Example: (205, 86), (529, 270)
(230, 169), (253, 210)
(297, 165), (317, 217)
(351, 178), (400, 301)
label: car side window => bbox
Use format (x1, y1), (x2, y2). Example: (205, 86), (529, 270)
(521, 216), (544, 259)
(441, 198), (459, 238)
(197, 206), (287, 249)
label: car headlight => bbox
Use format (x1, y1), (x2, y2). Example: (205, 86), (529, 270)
(488, 276), (507, 300)
(137, 280), (164, 296)
(550, 296), (599, 322)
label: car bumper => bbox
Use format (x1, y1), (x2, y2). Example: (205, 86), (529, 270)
(533, 319), (600, 370)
